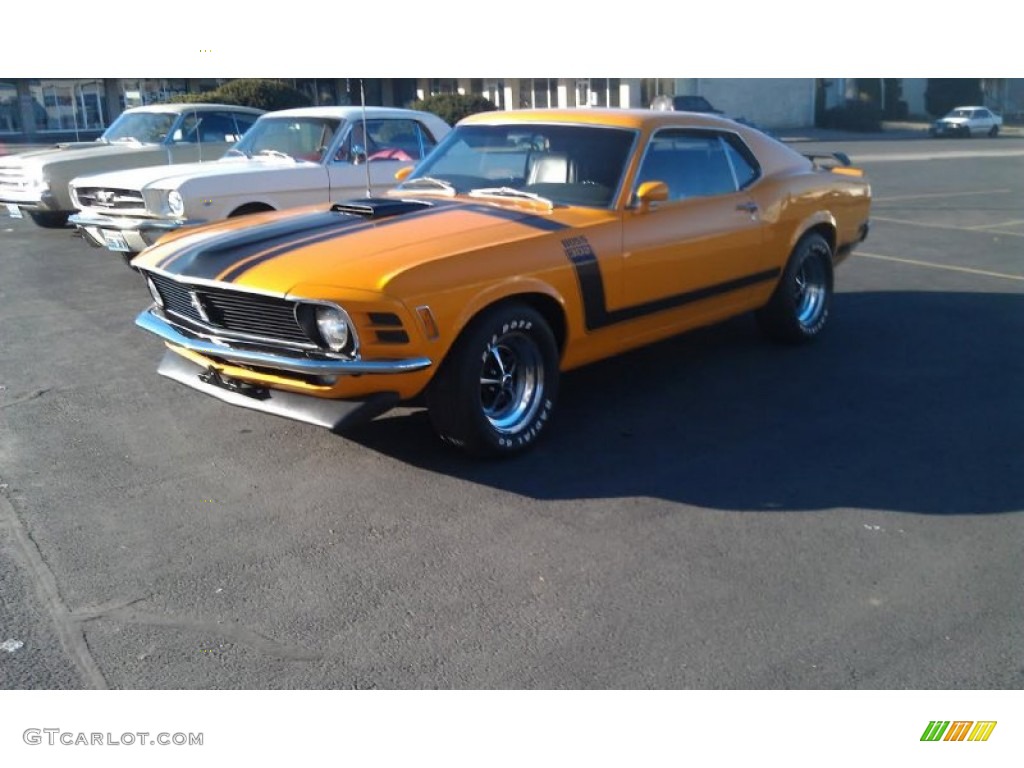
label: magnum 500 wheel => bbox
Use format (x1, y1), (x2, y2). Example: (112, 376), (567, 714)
(427, 303), (559, 457)
(756, 232), (834, 344)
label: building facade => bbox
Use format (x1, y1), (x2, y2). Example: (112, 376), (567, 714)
(3, 78), (1019, 144)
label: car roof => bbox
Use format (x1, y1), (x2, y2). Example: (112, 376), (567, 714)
(460, 107), (744, 131)
(125, 103), (264, 115)
(256, 105), (437, 120)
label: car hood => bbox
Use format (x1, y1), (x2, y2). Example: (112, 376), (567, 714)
(937, 117), (969, 125)
(73, 156), (312, 191)
(135, 198), (587, 297)
(0, 142), (166, 171)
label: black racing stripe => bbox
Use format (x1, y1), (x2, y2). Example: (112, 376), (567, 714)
(462, 203), (570, 231)
(156, 212), (340, 270)
(158, 212), (355, 279)
(219, 203), (461, 283)
(563, 235), (780, 331)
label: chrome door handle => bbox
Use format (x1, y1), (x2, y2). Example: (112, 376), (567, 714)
(736, 201), (758, 213)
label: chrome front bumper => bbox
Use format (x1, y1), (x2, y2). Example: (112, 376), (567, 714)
(136, 308), (433, 377)
(1, 190), (60, 213)
(70, 211), (196, 252)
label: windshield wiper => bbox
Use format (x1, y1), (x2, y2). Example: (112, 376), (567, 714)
(225, 147), (251, 158)
(468, 187), (553, 208)
(400, 176), (456, 196)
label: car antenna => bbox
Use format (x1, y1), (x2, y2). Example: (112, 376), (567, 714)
(361, 79), (372, 198)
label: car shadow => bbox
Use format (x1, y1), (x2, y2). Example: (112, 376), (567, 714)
(344, 290), (1024, 515)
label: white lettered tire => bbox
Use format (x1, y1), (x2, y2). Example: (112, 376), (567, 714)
(756, 232), (834, 344)
(427, 303), (559, 457)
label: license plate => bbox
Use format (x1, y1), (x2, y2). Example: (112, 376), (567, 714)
(5, 203), (22, 219)
(102, 230), (130, 252)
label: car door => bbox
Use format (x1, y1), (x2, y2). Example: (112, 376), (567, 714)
(327, 118), (430, 201)
(620, 129), (766, 325)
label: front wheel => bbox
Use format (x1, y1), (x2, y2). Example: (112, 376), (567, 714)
(756, 232), (834, 344)
(28, 210), (69, 228)
(989, 125), (999, 137)
(427, 303), (559, 457)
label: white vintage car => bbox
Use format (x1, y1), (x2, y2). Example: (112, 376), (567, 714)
(0, 103), (262, 228)
(69, 106), (451, 255)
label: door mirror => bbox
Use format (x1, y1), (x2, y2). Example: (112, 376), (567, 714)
(635, 180), (669, 211)
(351, 144), (367, 165)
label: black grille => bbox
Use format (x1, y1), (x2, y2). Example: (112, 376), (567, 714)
(148, 273), (310, 345)
(76, 187), (146, 209)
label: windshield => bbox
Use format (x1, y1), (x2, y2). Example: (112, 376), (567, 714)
(402, 123), (636, 208)
(231, 116), (341, 162)
(948, 109), (972, 118)
(101, 111), (179, 144)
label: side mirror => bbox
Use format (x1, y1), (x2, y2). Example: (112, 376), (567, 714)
(394, 166), (414, 182)
(351, 144), (367, 165)
(634, 180), (669, 211)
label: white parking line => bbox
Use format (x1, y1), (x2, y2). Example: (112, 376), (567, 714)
(856, 149), (1024, 163)
(871, 216), (1024, 238)
(857, 251), (1024, 281)
(874, 188), (1010, 202)
(967, 219), (1024, 230)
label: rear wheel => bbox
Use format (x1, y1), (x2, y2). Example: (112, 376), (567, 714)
(756, 232), (834, 344)
(427, 303), (559, 457)
(28, 210), (69, 228)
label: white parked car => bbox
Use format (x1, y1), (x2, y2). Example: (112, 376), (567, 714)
(929, 106), (1002, 138)
(69, 106), (451, 255)
(0, 103), (262, 228)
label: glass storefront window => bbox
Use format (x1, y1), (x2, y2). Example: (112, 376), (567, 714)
(527, 79), (557, 109)
(0, 82), (19, 133)
(120, 79), (188, 109)
(25, 79), (108, 133)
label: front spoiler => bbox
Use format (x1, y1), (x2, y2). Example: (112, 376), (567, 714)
(157, 351), (399, 432)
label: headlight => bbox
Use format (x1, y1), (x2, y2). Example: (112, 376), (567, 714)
(167, 190), (184, 217)
(315, 305), (350, 351)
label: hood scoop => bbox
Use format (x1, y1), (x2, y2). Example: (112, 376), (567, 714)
(331, 198), (433, 219)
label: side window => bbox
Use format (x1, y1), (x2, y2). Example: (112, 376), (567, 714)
(368, 119), (424, 162)
(171, 113), (199, 144)
(198, 112), (243, 142)
(232, 112), (258, 139)
(335, 119), (426, 163)
(634, 129), (739, 201)
(416, 122), (439, 156)
(722, 136), (760, 189)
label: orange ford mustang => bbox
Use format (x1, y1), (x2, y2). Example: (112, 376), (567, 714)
(131, 108), (871, 456)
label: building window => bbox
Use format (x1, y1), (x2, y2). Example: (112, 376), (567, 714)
(26, 79), (110, 133)
(525, 79), (557, 108)
(120, 79), (188, 109)
(0, 82), (19, 133)
(574, 79), (621, 109)
(429, 79), (459, 96)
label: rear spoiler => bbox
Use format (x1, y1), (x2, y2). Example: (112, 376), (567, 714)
(804, 151), (863, 176)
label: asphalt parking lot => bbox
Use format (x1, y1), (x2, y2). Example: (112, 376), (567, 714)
(1, 136), (1021, 690)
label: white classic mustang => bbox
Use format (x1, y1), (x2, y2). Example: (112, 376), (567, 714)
(69, 105), (451, 256)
